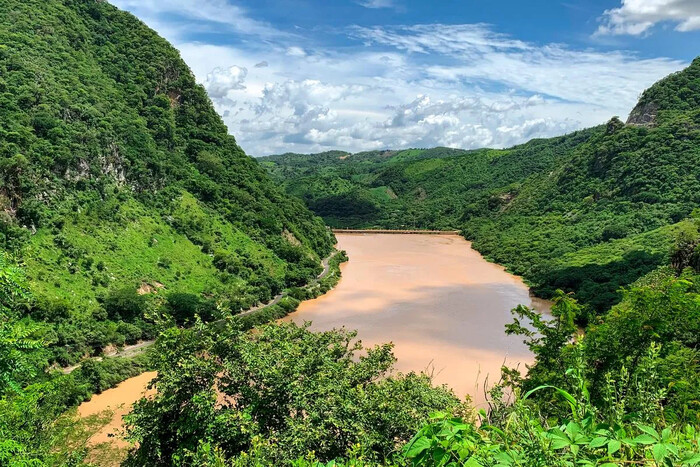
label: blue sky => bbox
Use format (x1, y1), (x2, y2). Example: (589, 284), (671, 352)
(111, 0), (700, 156)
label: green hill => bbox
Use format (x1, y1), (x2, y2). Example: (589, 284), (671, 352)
(264, 57), (700, 314)
(0, 0), (334, 364)
(1, 2), (699, 465)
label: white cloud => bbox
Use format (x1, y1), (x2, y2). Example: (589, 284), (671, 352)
(596, 0), (700, 36)
(286, 46), (307, 57)
(109, 0), (287, 38)
(107, 1), (687, 156)
(204, 66), (248, 99)
(351, 24), (531, 54)
(358, 0), (395, 9)
(174, 24), (683, 155)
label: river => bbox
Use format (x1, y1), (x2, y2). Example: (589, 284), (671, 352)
(282, 233), (550, 404)
(77, 232), (549, 452)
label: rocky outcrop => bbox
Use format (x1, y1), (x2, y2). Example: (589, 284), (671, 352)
(626, 100), (659, 126)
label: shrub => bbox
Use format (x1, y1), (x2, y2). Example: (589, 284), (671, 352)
(103, 286), (147, 321)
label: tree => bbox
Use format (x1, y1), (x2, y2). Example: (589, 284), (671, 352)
(103, 286), (148, 322)
(124, 322), (461, 465)
(0, 254), (41, 393)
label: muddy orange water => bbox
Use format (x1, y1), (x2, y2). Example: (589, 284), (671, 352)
(283, 234), (550, 406)
(77, 233), (548, 447)
(78, 371), (157, 449)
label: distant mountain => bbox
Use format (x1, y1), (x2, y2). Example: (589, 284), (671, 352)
(628, 56), (700, 124)
(263, 58), (700, 315)
(0, 0), (334, 364)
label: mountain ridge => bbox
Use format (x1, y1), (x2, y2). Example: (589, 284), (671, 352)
(0, 0), (334, 365)
(263, 57), (700, 314)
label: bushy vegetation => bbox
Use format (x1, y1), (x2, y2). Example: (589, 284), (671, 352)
(0, 0), (338, 464)
(123, 322), (461, 465)
(397, 258), (700, 466)
(1, 0), (699, 465)
(0, 350), (151, 465)
(0, 0), (334, 365)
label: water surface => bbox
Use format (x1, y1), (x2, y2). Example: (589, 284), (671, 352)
(77, 233), (548, 453)
(283, 233), (549, 405)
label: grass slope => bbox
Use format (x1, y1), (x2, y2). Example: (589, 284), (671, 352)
(0, 0), (334, 363)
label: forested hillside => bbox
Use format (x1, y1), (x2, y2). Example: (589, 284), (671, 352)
(0, 0), (334, 366)
(0, 0), (342, 462)
(2, 1), (699, 465)
(264, 57), (700, 314)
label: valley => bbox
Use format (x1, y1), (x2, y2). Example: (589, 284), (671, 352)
(283, 233), (551, 403)
(1, 0), (699, 465)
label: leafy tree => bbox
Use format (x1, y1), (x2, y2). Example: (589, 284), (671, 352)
(0, 254), (40, 393)
(103, 286), (148, 322)
(125, 322), (461, 465)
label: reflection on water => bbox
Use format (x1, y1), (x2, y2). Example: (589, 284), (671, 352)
(283, 234), (550, 405)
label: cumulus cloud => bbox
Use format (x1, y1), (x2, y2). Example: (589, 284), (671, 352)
(596, 0), (700, 36)
(175, 23), (682, 155)
(107, 0), (687, 156)
(204, 66), (248, 99)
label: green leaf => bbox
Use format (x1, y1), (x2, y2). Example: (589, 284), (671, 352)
(681, 453), (700, 465)
(523, 385), (577, 413)
(405, 436), (431, 458)
(551, 439), (570, 450)
(493, 451), (514, 465)
(661, 428), (671, 443)
(607, 439), (621, 455)
(570, 444), (580, 456)
(548, 428), (569, 440)
(589, 436), (608, 448)
(633, 434), (657, 445)
(566, 421), (580, 436)
(637, 424), (660, 440)
(653, 443), (667, 463)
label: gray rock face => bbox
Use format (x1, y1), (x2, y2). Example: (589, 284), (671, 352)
(626, 100), (659, 126)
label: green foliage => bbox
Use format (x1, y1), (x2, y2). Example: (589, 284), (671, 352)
(164, 292), (217, 325)
(124, 322), (461, 465)
(504, 268), (700, 426)
(403, 390), (700, 466)
(0, 354), (151, 466)
(103, 286), (148, 322)
(0, 0), (333, 365)
(0, 254), (40, 393)
(583, 271), (700, 422)
(671, 217), (700, 273)
(1, 1), (698, 465)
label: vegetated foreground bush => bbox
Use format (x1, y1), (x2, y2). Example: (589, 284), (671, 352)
(123, 322), (463, 465)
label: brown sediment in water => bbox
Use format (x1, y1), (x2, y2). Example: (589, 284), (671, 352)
(76, 233), (549, 454)
(282, 234), (550, 406)
(77, 371), (157, 449)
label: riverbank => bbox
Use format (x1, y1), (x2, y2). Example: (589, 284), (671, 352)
(75, 233), (549, 458)
(72, 249), (347, 460)
(62, 249), (344, 375)
(283, 233), (551, 404)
